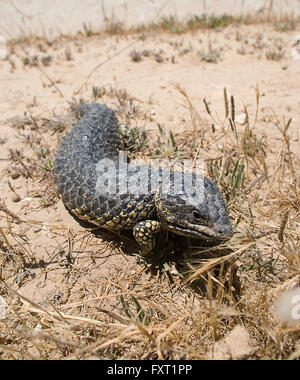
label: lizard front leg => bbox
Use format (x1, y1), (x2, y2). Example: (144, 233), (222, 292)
(133, 220), (162, 254)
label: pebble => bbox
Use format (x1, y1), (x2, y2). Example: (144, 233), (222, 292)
(235, 113), (247, 125)
(12, 194), (21, 202)
(10, 170), (20, 179)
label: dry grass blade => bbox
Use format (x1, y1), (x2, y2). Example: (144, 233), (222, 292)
(278, 211), (289, 243)
(203, 98), (212, 116)
(224, 87), (229, 119)
(184, 243), (253, 283)
(156, 315), (188, 359)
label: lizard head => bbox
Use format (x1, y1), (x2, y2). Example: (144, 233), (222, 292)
(154, 173), (233, 241)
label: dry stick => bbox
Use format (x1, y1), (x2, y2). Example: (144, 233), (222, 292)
(38, 64), (64, 98)
(185, 242), (255, 284)
(0, 201), (22, 222)
(26, 107), (48, 143)
(24, 305), (119, 328)
(217, 156), (227, 187)
(253, 83), (260, 128)
(65, 326), (141, 359)
(75, 40), (138, 94)
(14, 288), (128, 332)
(85, 328), (139, 353)
(0, 226), (11, 247)
(224, 87), (229, 119)
(10, 0), (30, 18)
(9, 149), (33, 178)
(278, 211), (289, 243)
(277, 326), (300, 335)
(0, 285), (55, 321)
(29, 332), (84, 352)
(95, 307), (130, 325)
(75, 0), (171, 94)
(282, 119), (298, 198)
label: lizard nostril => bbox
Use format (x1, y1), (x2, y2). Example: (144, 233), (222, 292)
(217, 226), (233, 238)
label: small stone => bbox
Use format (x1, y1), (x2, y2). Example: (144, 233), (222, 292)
(12, 194), (21, 202)
(210, 325), (254, 360)
(235, 113), (247, 125)
(10, 170), (20, 179)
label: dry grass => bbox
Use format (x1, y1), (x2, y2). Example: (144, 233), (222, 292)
(4, 3), (300, 50)
(0, 80), (300, 360)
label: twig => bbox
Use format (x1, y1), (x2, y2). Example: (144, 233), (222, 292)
(75, 0), (171, 94)
(38, 64), (64, 98)
(9, 149), (33, 178)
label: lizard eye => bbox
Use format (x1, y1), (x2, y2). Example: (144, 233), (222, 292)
(192, 211), (202, 221)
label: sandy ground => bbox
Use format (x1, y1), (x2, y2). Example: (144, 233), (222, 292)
(0, 22), (300, 359)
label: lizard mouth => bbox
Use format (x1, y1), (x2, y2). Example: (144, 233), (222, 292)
(166, 222), (218, 240)
(166, 222), (232, 241)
